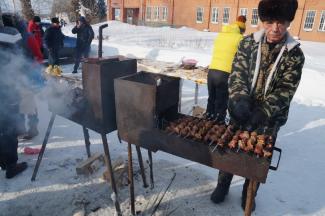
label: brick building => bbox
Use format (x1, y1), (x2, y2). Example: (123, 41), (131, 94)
(107, 0), (325, 42)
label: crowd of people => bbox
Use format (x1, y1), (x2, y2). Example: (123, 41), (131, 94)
(0, 13), (94, 179)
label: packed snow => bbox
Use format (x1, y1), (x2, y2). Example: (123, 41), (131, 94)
(1, 21), (325, 216)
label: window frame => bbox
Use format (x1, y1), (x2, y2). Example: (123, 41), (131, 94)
(146, 6), (152, 21)
(211, 7), (219, 24)
(161, 6), (168, 21)
(153, 6), (159, 21)
(304, 10), (316, 31)
(318, 10), (325, 32)
(240, 8), (248, 17)
(251, 8), (259, 26)
(196, 7), (204, 23)
(222, 7), (230, 24)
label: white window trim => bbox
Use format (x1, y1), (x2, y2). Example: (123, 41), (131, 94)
(153, 6), (159, 21)
(161, 7), (168, 21)
(211, 7), (218, 24)
(222, 7), (230, 24)
(304, 10), (316, 31)
(318, 10), (325, 32)
(251, 8), (259, 27)
(196, 7), (204, 23)
(146, 6), (152, 21)
(240, 8), (248, 17)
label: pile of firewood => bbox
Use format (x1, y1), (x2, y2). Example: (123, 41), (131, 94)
(165, 116), (274, 158)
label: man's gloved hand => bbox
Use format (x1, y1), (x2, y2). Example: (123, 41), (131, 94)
(249, 108), (268, 129)
(229, 95), (252, 125)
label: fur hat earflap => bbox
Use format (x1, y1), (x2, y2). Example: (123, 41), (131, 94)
(258, 0), (298, 22)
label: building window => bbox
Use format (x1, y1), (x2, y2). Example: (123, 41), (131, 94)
(196, 7), (204, 23)
(114, 8), (121, 21)
(146, 7), (151, 21)
(161, 7), (168, 21)
(211, 7), (218, 23)
(319, 10), (325, 31)
(251, 8), (258, 26)
(223, 7), (230, 24)
(153, 6), (159, 20)
(240, 8), (248, 17)
(304, 10), (316, 31)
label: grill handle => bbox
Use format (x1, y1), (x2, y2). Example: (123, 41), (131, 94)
(269, 146), (282, 171)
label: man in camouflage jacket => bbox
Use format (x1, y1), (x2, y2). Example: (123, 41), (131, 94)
(210, 0), (304, 211)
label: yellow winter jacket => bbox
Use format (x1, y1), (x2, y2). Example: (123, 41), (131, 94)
(209, 24), (243, 73)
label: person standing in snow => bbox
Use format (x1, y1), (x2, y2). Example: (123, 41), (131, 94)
(0, 27), (28, 178)
(2, 13), (43, 139)
(44, 17), (64, 66)
(71, 16), (94, 74)
(210, 0), (305, 211)
(206, 16), (246, 122)
(27, 15), (43, 54)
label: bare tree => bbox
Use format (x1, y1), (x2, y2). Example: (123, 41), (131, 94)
(20, 0), (35, 20)
(70, 0), (80, 21)
(0, 5), (4, 27)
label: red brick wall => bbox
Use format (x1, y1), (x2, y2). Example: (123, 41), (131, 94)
(107, 0), (325, 42)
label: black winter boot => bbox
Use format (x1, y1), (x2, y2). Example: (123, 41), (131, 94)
(6, 162), (27, 179)
(211, 182), (231, 203)
(211, 171), (233, 204)
(241, 179), (259, 211)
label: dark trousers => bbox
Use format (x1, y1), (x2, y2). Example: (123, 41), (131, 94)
(73, 46), (90, 72)
(48, 48), (60, 65)
(218, 170), (260, 198)
(0, 133), (18, 168)
(206, 69), (229, 121)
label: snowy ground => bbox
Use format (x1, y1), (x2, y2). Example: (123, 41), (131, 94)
(1, 21), (325, 216)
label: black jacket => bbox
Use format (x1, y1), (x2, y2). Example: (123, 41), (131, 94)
(44, 25), (64, 50)
(72, 24), (94, 49)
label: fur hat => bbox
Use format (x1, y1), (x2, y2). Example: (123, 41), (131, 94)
(33, 16), (41, 23)
(79, 16), (87, 24)
(51, 17), (60, 24)
(258, 0), (298, 22)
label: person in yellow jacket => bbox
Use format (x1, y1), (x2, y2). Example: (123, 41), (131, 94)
(206, 16), (246, 122)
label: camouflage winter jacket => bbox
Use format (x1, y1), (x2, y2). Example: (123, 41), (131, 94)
(228, 30), (305, 128)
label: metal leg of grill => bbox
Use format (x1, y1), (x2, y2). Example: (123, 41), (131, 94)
(128, 143), (136, 215)
(194, 82), (199, 105)
(101, 134), (122, 216)
(148, 150), (154, 189)
(136, 146), (149, 188)
(31, 113), (56, 181)
(244, 180), (258, 216)
(82, 126), (91, 158)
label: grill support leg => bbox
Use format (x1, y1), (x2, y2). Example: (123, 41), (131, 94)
(31, 113), (56, 181)
(101, 134), (122, 216)
(128, 143), (136, 215)
(244, 180), (258, 216)
(148, 150), (154, 189)
(82, 126), (91, 158)
(194, 82), (199, 105)
(136, 146), (149, 188)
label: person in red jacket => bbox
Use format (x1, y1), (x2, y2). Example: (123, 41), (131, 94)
(27, 16), (43, 53)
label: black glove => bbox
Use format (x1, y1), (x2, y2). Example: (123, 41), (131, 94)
(229, 96), (252, 125)
(249, 108), (268, 129)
